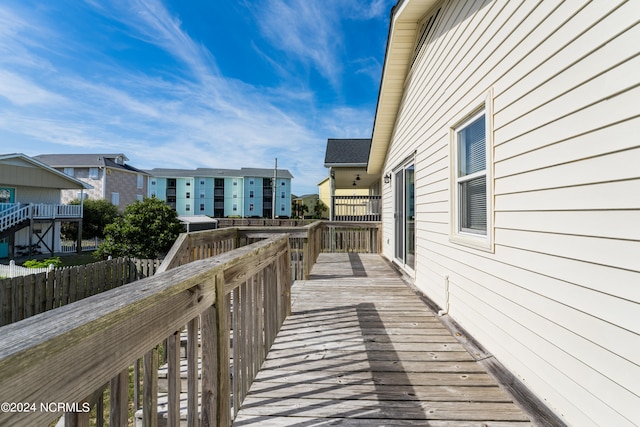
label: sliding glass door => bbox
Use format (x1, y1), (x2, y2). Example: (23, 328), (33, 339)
(394, 162), (415, 271)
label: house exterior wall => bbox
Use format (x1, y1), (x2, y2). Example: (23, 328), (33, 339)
(274, 178), (292, 217)
(381, 1), (640, 426)
(59, 167), (104, 203)
(193, 177), (212, 216)
(13, 186), (61, 205)
(243, 177), (264, 217)
(57, 167), (146, 209)
(175, 178), (194, 215)
(103, 169), (147, 210)
(224, 177), (242, 217)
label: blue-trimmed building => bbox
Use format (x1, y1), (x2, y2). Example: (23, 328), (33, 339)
(145, 168), (293, 218)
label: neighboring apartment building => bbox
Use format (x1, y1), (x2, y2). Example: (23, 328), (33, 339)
(146, 168), (293, 218)
(34, 154), (149, 211)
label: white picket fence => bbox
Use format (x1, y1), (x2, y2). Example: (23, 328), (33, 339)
(0, 260), (55, 278)
(59, 238), (102, 253)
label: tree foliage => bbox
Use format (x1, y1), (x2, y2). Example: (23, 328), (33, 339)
(312, 200), (328, 219)
(291, 200), (309, 219)
(95, 197), (183, 259)
(62, 199), (120, 240)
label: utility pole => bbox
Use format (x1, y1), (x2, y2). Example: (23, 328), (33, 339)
(272, 158), (277, 219)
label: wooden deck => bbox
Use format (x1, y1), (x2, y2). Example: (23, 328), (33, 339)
(233, 253), (533, 426)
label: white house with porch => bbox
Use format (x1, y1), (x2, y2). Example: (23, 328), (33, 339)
(0, 154), (90, 259)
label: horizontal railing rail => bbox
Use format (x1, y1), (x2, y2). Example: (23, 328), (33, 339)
(31, 203), (82, 219)
(161, 220), (379, 281)
(59, 237), (103, 253)
(332, 195), (381, 221)
(0, 235), (291, 427)
(321, 221), (382, 253)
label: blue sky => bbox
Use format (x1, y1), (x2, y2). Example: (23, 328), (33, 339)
(0, 0), (395, 196)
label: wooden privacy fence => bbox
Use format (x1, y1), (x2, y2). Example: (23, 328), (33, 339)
(0, 257), (160, 327)
(0, 235), (291, 427)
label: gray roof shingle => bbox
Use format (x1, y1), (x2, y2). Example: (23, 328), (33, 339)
(324, 139), (371, 166)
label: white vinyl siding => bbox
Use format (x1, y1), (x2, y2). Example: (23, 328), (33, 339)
(381, 1), (640, 426)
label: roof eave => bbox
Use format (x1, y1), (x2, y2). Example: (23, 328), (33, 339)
(324, 163), (368, 168)
(368, 0), (440, 174)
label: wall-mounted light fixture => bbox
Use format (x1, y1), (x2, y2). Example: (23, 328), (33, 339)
(356, 174), (361, 181)
(352, 181), (357, 187)
(384, 173), (391, 184)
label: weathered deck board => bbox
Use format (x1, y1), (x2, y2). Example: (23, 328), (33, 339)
(233, 253), (533, 426)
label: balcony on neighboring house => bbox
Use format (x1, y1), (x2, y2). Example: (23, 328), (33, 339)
(0, 203), (82, 236)
(332, 194), (381, 222)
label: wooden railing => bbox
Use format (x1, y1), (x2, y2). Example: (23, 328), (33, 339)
(0, 235), (291, 427)
(31, 203), (82, 219)
(0, 203), (83, 235)
(331, 195), (381, 221)
(0, 220), (380, 426)
(321, 221), (382, 253)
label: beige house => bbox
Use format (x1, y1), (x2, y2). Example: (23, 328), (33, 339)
(323, 138), (381, 221)
(0, 154), (89, 258)
(317, 177), (369, 211)
(35, 154), (149, 211)
(367, 1), (640, 426)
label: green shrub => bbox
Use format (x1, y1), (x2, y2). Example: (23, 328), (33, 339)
(23, 257), (63, 269)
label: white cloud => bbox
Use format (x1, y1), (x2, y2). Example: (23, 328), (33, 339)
(0, 0), (387, 195)
(248, 0), (343, 87)
(0, 70), (66, 106)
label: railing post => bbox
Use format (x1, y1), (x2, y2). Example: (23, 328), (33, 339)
(187, 317), (199, 427)
(110, 369), (129, 427)
(143, 347), (159, 427)
(201, 271), (230, 427)
(167, 330), (181, 427)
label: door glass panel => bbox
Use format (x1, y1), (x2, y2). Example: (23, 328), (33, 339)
(394, 170), (404, 261)
(405, 165), (415, 269)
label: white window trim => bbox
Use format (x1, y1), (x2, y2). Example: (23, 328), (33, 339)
(449, 89), (494, 252)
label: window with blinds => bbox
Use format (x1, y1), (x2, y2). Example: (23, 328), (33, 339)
(456, 112), (487, 235)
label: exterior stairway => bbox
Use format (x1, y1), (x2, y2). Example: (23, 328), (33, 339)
(0, 204), (30, 239)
